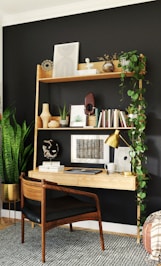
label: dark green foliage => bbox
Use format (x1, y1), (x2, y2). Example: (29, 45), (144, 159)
(0, 107), (33, 184)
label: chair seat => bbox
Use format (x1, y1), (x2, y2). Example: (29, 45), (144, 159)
(22, 195), (96, 224)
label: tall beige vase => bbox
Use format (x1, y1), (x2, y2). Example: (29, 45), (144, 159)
(40, 103), (51, 128)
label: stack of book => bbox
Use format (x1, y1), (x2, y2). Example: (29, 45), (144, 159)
(83, 108), (128, 128)
(38, 161), (64, 172)
(97, 108), (127, 128)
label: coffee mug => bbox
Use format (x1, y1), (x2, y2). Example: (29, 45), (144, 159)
(104, 163), (116, 174)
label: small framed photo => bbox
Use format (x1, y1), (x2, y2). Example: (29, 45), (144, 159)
(71, 134), (109, 164)
(53, 42), (79, 77)
(70, 105), (87, 127)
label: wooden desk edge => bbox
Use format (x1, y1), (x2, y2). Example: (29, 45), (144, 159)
(28, 168), (136, 191)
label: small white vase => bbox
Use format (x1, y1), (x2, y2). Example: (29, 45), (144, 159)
(120, 57), (130, 72)
(40, 103), (51, 128)
(60, 118), (68, 127)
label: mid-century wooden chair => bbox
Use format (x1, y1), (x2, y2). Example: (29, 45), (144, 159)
(20, 174), (105, 263)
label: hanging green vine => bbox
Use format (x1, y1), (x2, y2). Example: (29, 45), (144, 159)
(118, 50), (149, 226)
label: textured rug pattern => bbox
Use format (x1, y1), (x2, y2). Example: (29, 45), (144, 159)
(0, 222), (157, 266)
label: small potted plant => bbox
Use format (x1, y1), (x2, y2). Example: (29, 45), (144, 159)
(97, 52), (118, 72)
(58, 103), (69, 127)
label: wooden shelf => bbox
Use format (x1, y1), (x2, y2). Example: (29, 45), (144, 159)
(37, 61), (134, 84)
(38, 72), (134, 83)
(37, 127), (134, 131)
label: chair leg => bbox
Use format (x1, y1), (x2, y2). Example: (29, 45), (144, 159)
(21, 214), (24, 243)
(42, 226), (45, 263)
(98, 219), (105, 251)
(69, 223), (73, 232)
(31, 222), (35, 228)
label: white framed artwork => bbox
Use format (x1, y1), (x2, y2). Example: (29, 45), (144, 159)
(71, 134), (109, 164)
(114, 147), (131, 172)
(53, 42), (79, 77)
(70, 105), (86, 127)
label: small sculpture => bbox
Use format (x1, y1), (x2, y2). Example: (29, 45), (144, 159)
(42, 139), (59, 160)
(85, 58), (93, 70)
(84, 92), (95, 115)
(41, 60), (53, 71)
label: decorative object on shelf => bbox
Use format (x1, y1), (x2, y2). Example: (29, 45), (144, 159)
(85, 58), (94, 70)
(102, 61), (114, 72)
(41, 60), (53, 71)
(37, 116), (42, 128)
(97, 52), (118, 72)
(53, 41), (79, 77)
(48, 120), (59, 128)
(119, 57), (130, 71)
(71, 134), (109, 164)
(87, 115), (96, 127)
(114, 147), (131, 173)
(40, 103), (51, 128)
(42, 139), (59, 160)
(75, 58), (98, 75)
(0, 106), (33, 201)
(70, 105), (87, 127)
(58, 103), (69, 127)
(39, 162), (64, 172)
(84, 92), (95, 115)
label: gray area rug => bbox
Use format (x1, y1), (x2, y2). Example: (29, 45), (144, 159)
(0, 222), (157, 266)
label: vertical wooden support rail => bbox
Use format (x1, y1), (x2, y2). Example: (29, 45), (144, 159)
(137, 78), (143, 244)
(33, 65), (40, 170)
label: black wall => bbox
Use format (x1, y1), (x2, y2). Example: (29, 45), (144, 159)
(3, 1), (161, 225)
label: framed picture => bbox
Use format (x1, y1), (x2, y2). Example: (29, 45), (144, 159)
(114, 147), (131, 172)
(70, 105), (86, 127)
(53, 42), (79, 77)
(71, 134), (109, 164)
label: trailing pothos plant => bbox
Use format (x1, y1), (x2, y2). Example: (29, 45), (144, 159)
(118, 50), (149, 227)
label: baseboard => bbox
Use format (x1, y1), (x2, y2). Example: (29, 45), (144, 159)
(1, 209), (137, 236)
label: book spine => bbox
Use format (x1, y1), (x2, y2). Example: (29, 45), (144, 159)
(97, 111), (102, 127)
(113, 109), (119, 128)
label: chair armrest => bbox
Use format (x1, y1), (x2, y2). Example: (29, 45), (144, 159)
(43, 181), (100, 206)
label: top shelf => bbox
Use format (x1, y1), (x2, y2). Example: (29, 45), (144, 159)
(36, 61), (134, 84)
(39, 72), (134, 83)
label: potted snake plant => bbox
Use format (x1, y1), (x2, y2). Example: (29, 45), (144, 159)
(0, 107), (33, 201)
(58, 103), (69, 127)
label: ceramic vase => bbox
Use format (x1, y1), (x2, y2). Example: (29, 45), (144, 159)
(102, 61), (114, 72)
(40, 103), (51, 128)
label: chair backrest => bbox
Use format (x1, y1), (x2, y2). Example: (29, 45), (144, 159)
(21, 176), (43, 202)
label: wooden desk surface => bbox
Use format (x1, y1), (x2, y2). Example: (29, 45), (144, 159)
(28, 168), (136, 191)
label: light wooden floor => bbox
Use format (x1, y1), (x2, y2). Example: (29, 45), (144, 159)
(0, 217), (16, 229)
